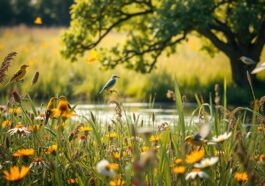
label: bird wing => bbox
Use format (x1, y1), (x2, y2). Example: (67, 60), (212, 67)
(240, 56), (256, 65)
(251, 62), (265, 74)
(10, 69), (25, 82)
(99, 78), (116, 94)
(198, 120), (212, 139)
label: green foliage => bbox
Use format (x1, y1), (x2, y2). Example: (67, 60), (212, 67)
(62, 0), (265, 85)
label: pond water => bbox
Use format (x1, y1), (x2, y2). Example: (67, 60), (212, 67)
(75, 102), (197, 126)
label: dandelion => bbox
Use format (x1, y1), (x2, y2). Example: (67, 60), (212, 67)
(30, 157), (48, 169)
(8, 107), (21, 115)
(3, 166), (30, 181)
(13, 148), (35, 157)
(194, 157), (219, 168)
(149, 135), (160, 143)
(67, 178), (78, 184)
(172, 166), (186, 175)
(185, 149), (205, 164)
(234, 172), (248, 182)
(46, 145), (57, 155)
(212, 132), (232, 143)
(8, 124), (31, 136)
(96, 159), (115, 177)
(185, 168), (209, 180)
(34, 17), (42, 25)
(2, 120), (10, 128)
(106, 132), (118, 139)
(109, 178), (124, 186)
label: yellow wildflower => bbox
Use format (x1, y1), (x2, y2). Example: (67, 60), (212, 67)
(172, 166), (186, 175)
(107, 163), (119, 170)
(47, 145), (57, 154)
(185, 149), (205, 164)
(109, 178), (124, 186)
(3, 166), (30, 181)
(149, 135), (160, 143)
(2, 120), (10, 128)
(174, 158), (183, 164)
(106, 132), (118, 139)
(34, 17), (42, 25)
(13, 148), (35, 157)
(8, 108), (21, 115)
(79, 126), (92, 132)
(87, 50), (98, 63)
(234, 172), (248, 182)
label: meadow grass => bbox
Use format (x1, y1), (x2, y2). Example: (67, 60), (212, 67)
(0, 26), (264, 104)
(0, 80), (264, 185)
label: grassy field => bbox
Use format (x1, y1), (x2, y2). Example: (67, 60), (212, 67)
(0, 26), (265, 105)
(0, 84), (264, 185)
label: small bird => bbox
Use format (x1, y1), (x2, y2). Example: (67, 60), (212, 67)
(53, 96), (75, 119)
(44, 97), (57, 125)
(185, 120), (212, 147)
(8, 65), (29, 84)
(98, 75), (120, 95)
(251, 62), (265, 74)
(239, 56), (256, 65)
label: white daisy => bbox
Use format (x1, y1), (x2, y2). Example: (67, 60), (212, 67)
(96, 159), (115, 177)
(212, 132), (232, 143)
(7, 124), (31, 136)
(194, 157), (219, 168)
(185, 168), (209, 180)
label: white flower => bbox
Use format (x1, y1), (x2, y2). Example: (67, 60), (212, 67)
(96, 160), (115, 177)
(185, 169), (209, 180)
(7, 124), (31, 136)
(212, 132), (232, 143)
(30, 157), (48, 169)
(35, 116), (45, 121)
(194, 157), (219, 168)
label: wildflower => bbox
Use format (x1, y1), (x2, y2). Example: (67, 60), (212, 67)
(87, 50), (98, 63)
(52, 96), (75, 119)
(174, 158), (183, 164)
(2, 120), (10, 128)
(35, 114), (45, 121)
(28, 125), (40, 132)
(67, 178), (78, 184)
(185, 149), (205, 164)
(46, 145), (57, 155)
(8, 108), (21, 115)
(106, 132), (118, 139)
(79, 134), (87, 140)
(194, 157), (219, 168)
(185, 168), (209, 180)
(234, 172), (248, 182)
(3, 166), (30, 181)
(96, 159), (115, 177)
(8, 124), (31, 136)
(13, 148), (35, 157)
(34, 17), (42, 25)
(255, 154), (265, 162)
(172, 166), (186, 175)
(107, 163), (119, 170)
(141, 146), (149, 152)
(112, 152), (120, 160)
(149, 135), (160, 143)
(109, 178), (124, 186)
(30, 157), (48, 169)
(79, 126), (92, 133)
(212, 132), (232, 143)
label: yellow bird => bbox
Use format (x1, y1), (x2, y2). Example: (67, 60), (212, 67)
(53, 96), (75, 118)
(8, 65), (29, 84)
(44, 97), (57, 125)
(185, 120), (212, 147)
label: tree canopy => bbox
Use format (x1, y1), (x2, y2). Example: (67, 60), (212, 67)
(62, 0), (265, 85)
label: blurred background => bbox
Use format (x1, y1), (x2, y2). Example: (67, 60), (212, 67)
(0, 0), (264, 105)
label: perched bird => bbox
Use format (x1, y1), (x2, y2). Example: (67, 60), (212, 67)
(251, 62), (265, 74)
(98, 75), (120, 95)
(8, 65), (29, 84)
(239, 56), (256, 65)
(44, 97), (57, 125)
(53, 96), (75, 119)
(185, 120), (212, 147)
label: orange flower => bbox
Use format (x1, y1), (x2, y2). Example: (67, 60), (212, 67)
(109, 178), (124, 186)
(172, 166), (186, 175)
(47, 145), (57, 154)
(8, 108), (21, 115)
(107, 163), (119, 170)
(13, 148), (35, 157)
(2, 120), (10, 128)
(67, 178), (78, 184)
(149, 135), (160, 143)
(174, 158), (183, 164)
(34, 17), (42, 25)
(185, 149), (205, 164)
(28, 125), (40, 132)
(234, 172), (248, 182)
(3, 166), (30, 181)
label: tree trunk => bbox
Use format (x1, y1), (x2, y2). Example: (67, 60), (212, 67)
(229, 56), (257, 86)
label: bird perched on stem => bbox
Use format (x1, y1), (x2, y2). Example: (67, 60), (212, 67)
(185, 120), (212, 148)
(8, 65), (29, 84)
(98, 75), (120, 95)
(44, 97), (57, 125)
(53, 96), (75, 119)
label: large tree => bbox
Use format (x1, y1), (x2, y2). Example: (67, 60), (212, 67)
(62, 0), (265, 86)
